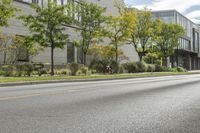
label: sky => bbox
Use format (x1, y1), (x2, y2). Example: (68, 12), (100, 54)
(124, 0), (200, 24)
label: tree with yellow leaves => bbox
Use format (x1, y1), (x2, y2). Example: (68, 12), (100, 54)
(105, 6), (137, 65)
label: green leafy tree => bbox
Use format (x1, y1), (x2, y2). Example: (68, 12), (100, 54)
(153, 19), (185, 66)
(0, 0), (15, 29)
(106, 9), (136, 65)
(0, 35), (42, 64)
(129, 8), (154, 61)
(88, 44), (127, 62)
(74, 1), (107, 65)
(20, 2), (72, 75)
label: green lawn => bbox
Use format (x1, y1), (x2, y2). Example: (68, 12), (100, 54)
(0, 72), (191, 83)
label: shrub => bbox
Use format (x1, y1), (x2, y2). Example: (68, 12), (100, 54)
(147, 64), (156, 72)
(70, 63), (79, 76)
(61, 70), (69, 75)
(177, 67), (186, 72)
(34, 63), (45, 71)
(119, 65), (125, 74)
(61, 70), (67, 75)
(76, 70), (82, 76)
(89, 60), (108, 73)
(76, 66), (91, 76)
(110, 60), (119, 74)
(80, 66), (88, 75)
(135, 61), (147, 72)
(31, 71), (38, 76)
(56, 69), (71, 75)
(167, 67), (177, 72)
(1, 65), (16, 77)
(16, 64), (24, 77)
(90, 69), (97, 74)
(0, 70), (5, 76)
(22, 63), (34, 77)
(155, 65), (163, 72)
(167, 67), (186, 72)
(122, 62), (138, 73)
(15, 71), (24, 77)
(38, 69), (47, 76)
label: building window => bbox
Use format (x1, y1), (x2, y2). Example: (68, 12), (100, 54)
(17, 47), (29, 62)
(67, 42), (75, 63)
(77, 47), (83, 64)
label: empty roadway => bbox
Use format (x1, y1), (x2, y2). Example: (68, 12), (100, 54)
(1, 74), (200, 133)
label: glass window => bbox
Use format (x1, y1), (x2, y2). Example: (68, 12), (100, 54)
(67, 43), (75, 63)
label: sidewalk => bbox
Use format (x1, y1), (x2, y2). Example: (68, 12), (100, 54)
(188, 70), (200, 73)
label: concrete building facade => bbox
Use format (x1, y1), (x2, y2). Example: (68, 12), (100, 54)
(0, 0), (139, 65)
(152, 10), (200, 70)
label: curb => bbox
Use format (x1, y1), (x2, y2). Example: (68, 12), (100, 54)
(0, 73), (199, 87)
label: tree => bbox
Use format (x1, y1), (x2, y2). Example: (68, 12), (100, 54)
(74, 1), (107, 65)
(20, 2), (72, 75)
(0, 34), (42, 64)
(0, 34), (12, 64)
(88, 44), (127, 62)
(106, 9), (136, 65)
(153, 19), (185, 66)
(0, 0), (15, 29)
(129, 8), (154, 61)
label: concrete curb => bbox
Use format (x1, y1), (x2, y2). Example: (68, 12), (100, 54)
(0, 73), (199, 87)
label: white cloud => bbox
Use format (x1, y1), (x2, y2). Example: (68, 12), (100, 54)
(133, 0), (200, 12)
(191, 18), (200, 24)
(186, 10), (200, 19)
(132, 0), (200, 23)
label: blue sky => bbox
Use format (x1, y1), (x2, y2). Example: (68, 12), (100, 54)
(124, 0), (200, 24)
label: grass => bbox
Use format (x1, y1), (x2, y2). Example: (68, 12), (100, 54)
(0, 72), (191, 83)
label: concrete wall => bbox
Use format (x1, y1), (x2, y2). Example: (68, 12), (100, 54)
(0, 0), (139, 65)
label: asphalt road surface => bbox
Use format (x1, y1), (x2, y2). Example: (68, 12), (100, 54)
(1, 74), (200, 133)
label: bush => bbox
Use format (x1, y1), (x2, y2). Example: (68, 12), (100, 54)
(38, 69), (47, 76)
(23, 63), (34, 77)
(168, 67), (177, 72)
(16, 64), (24, 77)
(110, 60), (119, 74)
(80, 66), (88, 75)
(122, 62), (138, 73)
(89, 60), (108, 73)
(167, 67), (186, 72)
(119, 65), (125, 74)
(147, 64), (156, 72)
(177, 67), (186, 72)
(70, 63), (79, 76)
(31, 71), (38, 76)
(155, 65), (163, 72)
(123, 61), (148, 73)
(0, 70), (5, 76)
(76, 66), (91, 76)
(56, 69), (71, 75)
(34, 63), (45, 71)
(135, 61), (147, 72)
(61, 69), (70, 75)
(1, 65), (16, 77)
(89, 60), (119, 74)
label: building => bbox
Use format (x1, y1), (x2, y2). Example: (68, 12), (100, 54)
(0, 0), (139, 65)
(152, 10), (200, 70)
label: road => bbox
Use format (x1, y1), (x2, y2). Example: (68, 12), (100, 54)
(1, 74), (200, 133)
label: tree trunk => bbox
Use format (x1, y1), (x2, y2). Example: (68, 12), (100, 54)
(115, 44), (118, 64)
(83, 52), (87, 65)
(162, 56), (168, 67)
(138, 53), (143, 62)
(51, 46), (54, 76)
(115, 44), (119, 73)
(3, 50), (7, 64)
